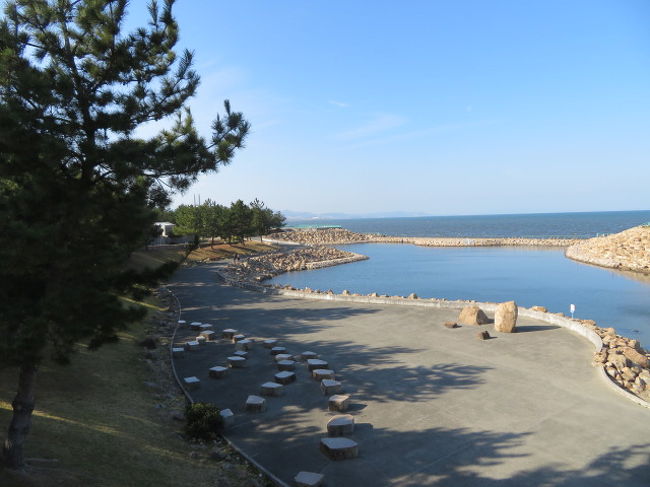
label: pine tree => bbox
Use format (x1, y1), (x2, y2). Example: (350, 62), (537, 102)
(0, 0), (249, 468)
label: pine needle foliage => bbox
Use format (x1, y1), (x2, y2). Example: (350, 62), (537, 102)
(0, 0), (249, 468)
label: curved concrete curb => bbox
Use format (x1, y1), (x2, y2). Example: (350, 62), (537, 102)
(215, 270), (650, 409)
(164, 285), (291, 487)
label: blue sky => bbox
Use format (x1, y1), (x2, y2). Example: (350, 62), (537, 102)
(130, 1), (650, 216)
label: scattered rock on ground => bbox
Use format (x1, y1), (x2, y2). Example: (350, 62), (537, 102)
(494, 301), (518, 333)
(458, 305), (490, 326)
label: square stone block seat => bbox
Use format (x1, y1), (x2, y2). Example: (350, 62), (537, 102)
(327, 414), (355, 437)
(270, 346), (287, 356)
(177, 320), (186, 327)
(183, 376), (200, 391)
(219, 408), (234, 428)
(294, 471), (324, 487)
(274, 353), (292, 362)
(307, 359), (328, 371)
(209, 365), (228, 379)
(277, 360), (296, 371)
(233, 350), (248, 358)
(222, 328), (238, 339)
(321, 379), (342, 395)
(300, 351), (319, 361)
(274, 371), (296, 385)
(199, 330), (215, 341)
(227, 356), (246, 368)
(260, 381), (284, 397)
(198, 323), (213, 330)
(245, 395), (267, 412)
(319, 437), (359, 460)
(235, 339), (253, 351)
(190, 322), (202, 331)
(184, 340), (200, 351)
(262, 339), (278, 349)
(328, 394), (350, 412)
(196, 335), (207, 345)
(312, 369), (335, 381)
(171, 347), (184, 358)
(232, 334), (246, 343)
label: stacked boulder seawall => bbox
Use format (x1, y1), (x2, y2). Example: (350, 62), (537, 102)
(566, 225), (650, 274)
(266, 228), (579, 247)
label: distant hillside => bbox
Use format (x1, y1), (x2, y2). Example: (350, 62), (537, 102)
(282, 210), (431, 220)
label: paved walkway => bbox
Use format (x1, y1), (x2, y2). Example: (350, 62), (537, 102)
(170, 262), (650, 486)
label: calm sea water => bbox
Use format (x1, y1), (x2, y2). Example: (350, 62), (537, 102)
(268, 244), (650, 347)
(289, 210), (650, 239)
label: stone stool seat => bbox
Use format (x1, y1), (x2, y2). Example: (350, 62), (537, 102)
(232, 334), (246, 343)
(263, 339), (278, 349)
(274, 353), (292, 362)
(245, 395), (267, 412)
(184, 340), (200, 351)
(222, 328), (237, 339)
(196, 335), (207, 345)
(233, 350), (248, 358)
(228, 356), (246, 368)
(327, 414), (355, 437)
(219, 408), (234, 427)
(171, 347), (184, 358)
(270, 346), (287, 355)
(321, 379), (342, 395)
(277, 360), (296, 371)
(199, 330), (215, 341)
(198, 323), (213, 330)
(260, 381), (284, 396)
(307, 359), (328, 371)
(190, 321), (202, 331)
(274, 371), (296, 384)
(312, 369), (335, 381)
(177, 320), (186, 327)
(294, 471), (324, 487)
(300, 351), (318, 361)
(209, 366), (228, 379)
(183, 376), (200, 390)
(328, 394), (350, 412)
(320, 437), (359, 460)
(235, 339), (253, 351)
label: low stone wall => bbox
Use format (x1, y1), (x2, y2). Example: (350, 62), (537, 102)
(215, 272), (650, 409)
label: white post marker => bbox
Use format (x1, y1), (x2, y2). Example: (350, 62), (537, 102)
(570, 304), (576, 319)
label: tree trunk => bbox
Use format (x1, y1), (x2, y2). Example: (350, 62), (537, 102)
(3, 362), (37, 469)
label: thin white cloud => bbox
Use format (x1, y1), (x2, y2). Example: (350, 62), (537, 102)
(336, 113), (407, 141)
(342, 119), (499, 150)
(328, 100), (349, 108)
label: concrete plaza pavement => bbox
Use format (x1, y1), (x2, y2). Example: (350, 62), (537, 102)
(170, 262), (650, 486)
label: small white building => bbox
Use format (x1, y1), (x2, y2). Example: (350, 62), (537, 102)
(154, 222), (176, 238)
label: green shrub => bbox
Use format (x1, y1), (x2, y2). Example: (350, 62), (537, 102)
(184, 402), (223, 440)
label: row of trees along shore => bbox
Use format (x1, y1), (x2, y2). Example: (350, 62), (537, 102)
(168, 198), (285, 245)
(0, 0), (250, 469)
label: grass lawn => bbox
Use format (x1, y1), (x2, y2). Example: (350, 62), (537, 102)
(187, 240), (277, 262)
(0, 246), (268, 486)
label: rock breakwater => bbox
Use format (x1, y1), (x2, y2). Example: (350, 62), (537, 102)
(267, 228), (578, 247)
(222, 246), (367, 282)
(566, 225), (650, 274)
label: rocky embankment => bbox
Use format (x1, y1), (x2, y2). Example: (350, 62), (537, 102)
(267, 228), (578, 247)
(267, 228), (376, 244)
(222, 246), (367, 282)
(587, 320), (650, 402)
(566, 225), (650, 274)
